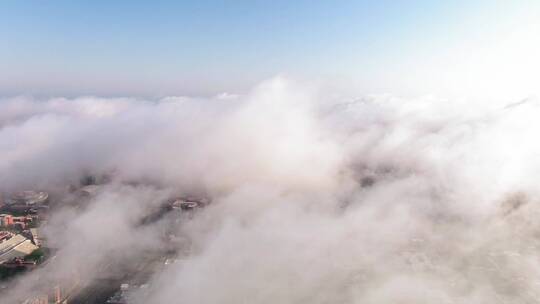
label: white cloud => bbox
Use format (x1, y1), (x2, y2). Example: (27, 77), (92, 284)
(2, 78), (540, 303)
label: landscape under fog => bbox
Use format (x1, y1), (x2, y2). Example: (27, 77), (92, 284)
(2, 1), (540, 304)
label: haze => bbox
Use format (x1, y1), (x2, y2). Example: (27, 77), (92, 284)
(2, 1), (540, 304)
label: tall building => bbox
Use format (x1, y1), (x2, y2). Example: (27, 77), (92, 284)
(0, 214), (14, 227)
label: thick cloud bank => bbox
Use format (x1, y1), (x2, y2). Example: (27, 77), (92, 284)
(2, 78), (540, 303)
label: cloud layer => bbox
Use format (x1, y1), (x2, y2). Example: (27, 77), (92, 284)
(2, 78), (540, 303)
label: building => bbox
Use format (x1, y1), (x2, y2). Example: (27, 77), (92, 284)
(0, 234), (39, 264)
(13, 222), (26, 231)
(1, 257), (37, 269)
(0, 231), (13, 242)
(29, 228), (41, 246)
(0, 214), (14, 227)
(2, 191), (48, 214)
(6, 191), (48, 206)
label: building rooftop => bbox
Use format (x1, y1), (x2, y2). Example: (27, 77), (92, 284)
(6, 191), (48, 206)
(0, 234), (38, 263)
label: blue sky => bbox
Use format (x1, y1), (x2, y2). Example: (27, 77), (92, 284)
(1, 1), (539, 98)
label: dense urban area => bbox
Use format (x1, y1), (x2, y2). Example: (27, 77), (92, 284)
(0, 177), (206, 304)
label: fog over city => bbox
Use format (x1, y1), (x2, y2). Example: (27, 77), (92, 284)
(1, 77), (540, 303)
